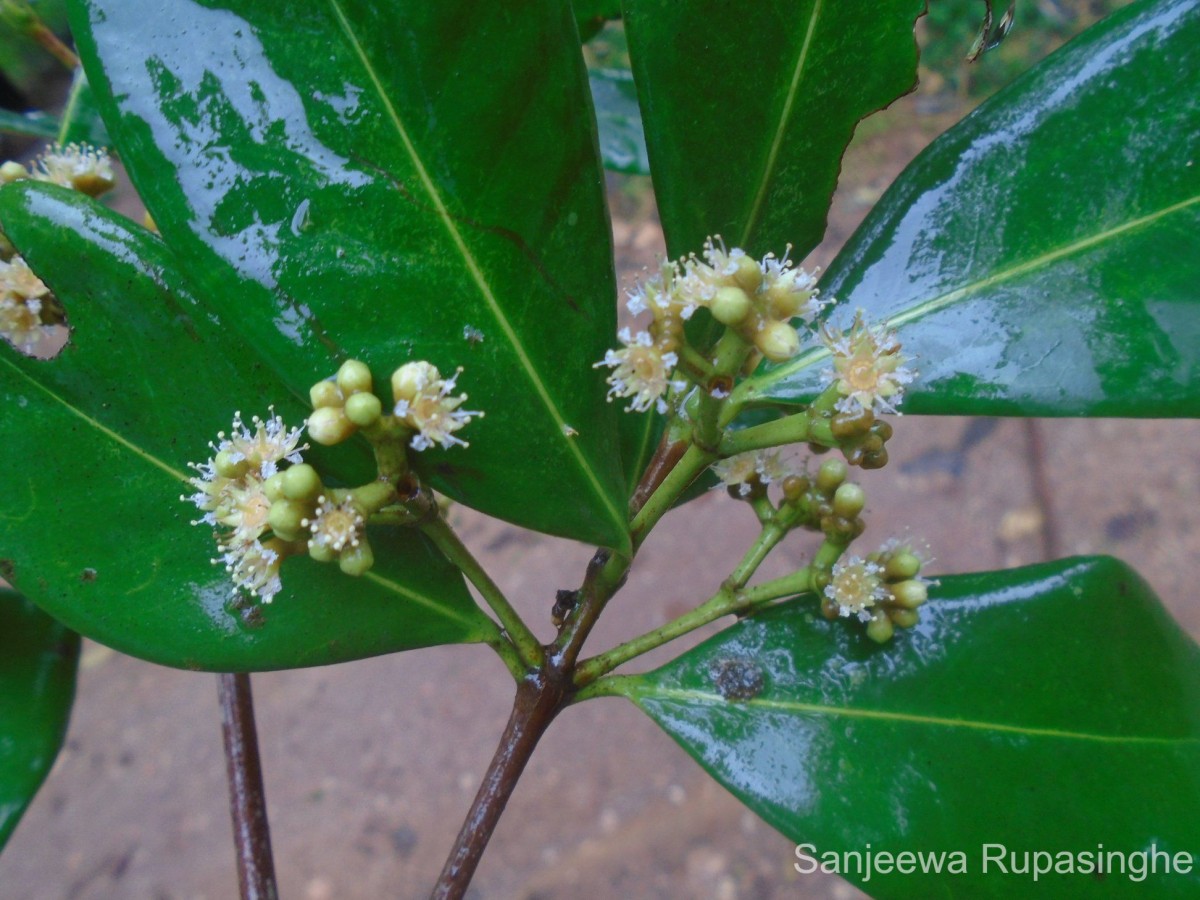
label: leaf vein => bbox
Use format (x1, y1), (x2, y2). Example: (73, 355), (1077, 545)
(643, 686), (1197, 745)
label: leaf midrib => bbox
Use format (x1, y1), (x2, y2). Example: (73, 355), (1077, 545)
(326, 0), (627, 545)
(0, 353), (473, 623)
(639, 685), (1198, 746)
(753, 189), (1200, 394)
(739, 0), (823, 247)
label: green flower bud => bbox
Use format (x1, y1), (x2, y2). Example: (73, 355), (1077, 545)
(889, 579), (928, 609)
(866, 612), (895, 644)
(263, 472), (286, 503)
(732, 255), (763, 293)
(310, 379), (342, 410)
(344, 391), (382, 427)
(308, 540), (338, 564)
(889, 608), (920, 629)
(307, 406), (356, 446)
(268, 499), (308, 542)
(710, 286), (753, 326)
(336, 359), (373, 396)
(338, 541), (375, 576)
(214, 449), (249, 480)
(885, 551), (922, 581)
(282, 463), (322, 501)
(832, 483), (866, 519)
(816, 458), (848, 494)
(753, 320), (801, 362)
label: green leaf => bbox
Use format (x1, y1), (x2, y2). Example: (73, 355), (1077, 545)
(753, 0), (1200, 417)
(0, 108), (57, 140)
(589, 67), (649, 176)
(0, 589), (79, 850)
(612, 557), (1200, 897)
(68, 0), (631, 551)
(0, 182), (494, 671)
(621, 0), (924, 259)
(56, 68), (111, 147)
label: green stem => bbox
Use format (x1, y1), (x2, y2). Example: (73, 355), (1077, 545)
(419, 515), (544, 672)
(629, 443), (715, 550)
(574, 566), (814, 687)
(719, 410), (835, 456)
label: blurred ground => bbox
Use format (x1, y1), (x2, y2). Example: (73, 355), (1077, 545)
(2, 11), (1196, 899)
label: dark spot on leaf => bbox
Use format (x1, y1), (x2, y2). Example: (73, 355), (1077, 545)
(240, 605), (265, 629)
(81, 568), (97, 583)
(0, 558), (14, 580)
(709, 657), (765, 701)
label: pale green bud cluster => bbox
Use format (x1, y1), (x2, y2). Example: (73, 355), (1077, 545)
(308, 359), (379, 445)
(820, 540), (931, 643)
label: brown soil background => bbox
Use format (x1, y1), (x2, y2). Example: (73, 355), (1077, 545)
(2, 28), (1197, 900)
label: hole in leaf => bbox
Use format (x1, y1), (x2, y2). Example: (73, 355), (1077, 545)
(0, 254), (69, 359)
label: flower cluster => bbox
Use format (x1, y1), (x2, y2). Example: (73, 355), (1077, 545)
(821, 310), (915, 416)
(681, 237), (824, 361)
(307, 359), (481, 453)
(184, 410), (307, 603)
(0, 142), (116, 197)
(0, 256), (55, 354)
(822, 540), (932, 642)
(598, 236), (825, 415)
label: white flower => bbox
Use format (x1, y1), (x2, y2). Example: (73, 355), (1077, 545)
(303, 495), (365, 553)
(216, 408), (306, 478)
(391, 361), (482, 451)
(184, 410), (306, 602)
(760, 246), (825, 323)
(30, 142), (116, 196)
(713, 449), (793, 496)
(824, 556), (888, 622)
(220, 538), (285, 604)
(595, 328), (679, 414)
(821, 310), (915, 415)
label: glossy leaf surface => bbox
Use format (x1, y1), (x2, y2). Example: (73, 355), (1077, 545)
(621, 0), (924, 259)
(0, 108), (57, 140)
(589, 67), (649, 176)
(616, 557), (1200, 897)
(754, 0), (1200, 417)
(0, 183), (492, 671)
(0, 589), (78, 849)
(69, 0), (630, 550)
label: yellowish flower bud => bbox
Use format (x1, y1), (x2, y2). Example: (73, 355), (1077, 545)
(0, 161), (27, 183)
(344, 391), (382, 427)
(816, 458), (847, 494)
(338, 541), (375, 576)
(268, 499), (309, 542)
(282, 463), (322, 501)
(710, 286), (753, 326)
(336, 359), (373, 395)
(889, 608), (920, 629)
(890, 579), (929, 609)
(306, 406), (356, 445)
(753, 320), (800, 362)
(310, 380), (342, 409)
(866, 613), (895, 643)
(832, 483), (866, 519)
(731, 255), (762, 293)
